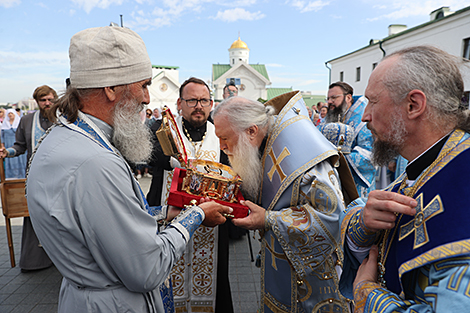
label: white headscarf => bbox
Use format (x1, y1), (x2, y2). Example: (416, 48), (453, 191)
(2, 109), (20, 130)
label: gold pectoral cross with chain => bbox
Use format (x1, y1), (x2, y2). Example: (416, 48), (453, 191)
(399, 193), (444, 249)
(267, 147), (290, 182)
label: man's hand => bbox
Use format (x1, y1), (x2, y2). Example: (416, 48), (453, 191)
(199, 201), (233, 227)
(362, 190), (417, 232)
(353, 245), (379, 289)
(0, 143), (7, 158)
(231, 200), (266, 230)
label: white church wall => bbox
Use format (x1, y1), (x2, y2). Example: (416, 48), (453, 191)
(329, 8), (470, 96)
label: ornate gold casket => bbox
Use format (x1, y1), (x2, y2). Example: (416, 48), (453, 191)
(156, 107), (248, 218)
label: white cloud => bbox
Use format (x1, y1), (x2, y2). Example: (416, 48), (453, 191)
(70, 0), (124, 14)
(289, 0), (330, 13)
(213, 8), (265, 22)
(364, 0), (470, 21)
(0, 0), (20, 8)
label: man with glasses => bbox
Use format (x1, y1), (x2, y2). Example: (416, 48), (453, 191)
(223, 82), (238, 99)
(147, 77), (233, 313)
(319, 81), (376, 197)
(0, 85), (56, 273)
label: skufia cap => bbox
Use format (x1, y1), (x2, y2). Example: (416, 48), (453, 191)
(69, 26), (152, 89)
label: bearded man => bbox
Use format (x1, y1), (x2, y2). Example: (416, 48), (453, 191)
(26, 26), (231, 313)
(318, 82), (376, 197)
(340, 46), (470, 313)
(0, 85), (56, 272)
(212, 92), (358, 313)
(147, 77), (234, 313)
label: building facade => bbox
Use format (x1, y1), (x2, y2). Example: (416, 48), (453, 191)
(326, 6), (470, 102)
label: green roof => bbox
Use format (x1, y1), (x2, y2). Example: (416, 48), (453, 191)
(302, 95), (326, 108)
(212, 64), (270, 81)
(266, 88), (293, 100)
(152, 65), (179, 69)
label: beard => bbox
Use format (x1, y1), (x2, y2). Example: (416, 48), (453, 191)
(112, 96), (153, 164)
(370, 112), (407, 167)
(225, 133), (262, 202)
(325, 99), (348, 123)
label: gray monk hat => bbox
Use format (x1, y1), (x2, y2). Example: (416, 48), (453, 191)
(69, 26), (152, 89)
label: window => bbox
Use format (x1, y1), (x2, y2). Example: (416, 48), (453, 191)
(356, 67), (361, 82)
(372, 62), (378, 70)
(463, 38), (470, 60)
(339, 71), (344, 82)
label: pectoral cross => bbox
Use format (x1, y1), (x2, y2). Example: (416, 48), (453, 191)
(399, 193), (444, 249)
(267, 147), (290, 182)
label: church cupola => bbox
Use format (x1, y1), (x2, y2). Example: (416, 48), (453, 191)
(229, 36), (249, 67)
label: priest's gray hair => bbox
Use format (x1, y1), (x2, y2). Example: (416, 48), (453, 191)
(212, 96), (275, 135)
(381, 45), (469, 132)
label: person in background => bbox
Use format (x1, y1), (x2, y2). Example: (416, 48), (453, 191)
(147, 77), (234, 313)
(1, 109), (27, 179)
(223, 82), (238, 99)
(319, 82), (376, 197)
(0, 85), (56, 272)
(341, 45), (470, 313)
(26, 26), (231, 313)
(0, 108), (5, 124)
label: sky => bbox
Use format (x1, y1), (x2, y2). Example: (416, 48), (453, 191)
(0, 0), (468, 103)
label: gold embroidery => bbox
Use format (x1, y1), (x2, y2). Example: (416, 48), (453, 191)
(399, 194), (444, 249)
(265, 234), (288, 270)
(268, 147), (291, 182)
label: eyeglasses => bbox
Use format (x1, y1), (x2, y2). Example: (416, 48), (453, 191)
(326, 94), (347, 101)
(181, 98), (212, 107)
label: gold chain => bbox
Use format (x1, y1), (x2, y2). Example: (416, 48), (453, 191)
(377, 137), (455, 287)
(182, 122), (206, 159)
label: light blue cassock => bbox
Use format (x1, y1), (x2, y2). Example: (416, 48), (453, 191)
(27, 112), (204, 313)
(259, 91), (354, 313)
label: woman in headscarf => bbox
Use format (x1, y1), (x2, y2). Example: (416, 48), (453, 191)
(1, 109), (27, 178)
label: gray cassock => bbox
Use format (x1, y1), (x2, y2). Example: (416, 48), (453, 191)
(27, 113), (202, 313)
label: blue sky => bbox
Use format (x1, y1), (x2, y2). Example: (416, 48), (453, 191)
(0, 0), (468, 103)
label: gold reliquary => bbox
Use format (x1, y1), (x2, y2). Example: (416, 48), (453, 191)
(156, 107), (248, 218)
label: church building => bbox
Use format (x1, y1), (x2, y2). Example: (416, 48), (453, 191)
(212, 37), (272, 102)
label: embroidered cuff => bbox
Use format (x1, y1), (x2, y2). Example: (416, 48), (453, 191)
(170, 205), (205, 242)
(6, 147), (15, 157)
(265, 210), (274, 231)
(353, 281), (381, 313)
(347, 209), (378, 247)
(147, 205), (167, 222)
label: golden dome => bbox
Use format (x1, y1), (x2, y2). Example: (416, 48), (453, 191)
(229, 37), (249, 50)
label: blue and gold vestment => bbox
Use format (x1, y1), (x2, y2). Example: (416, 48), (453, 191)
(341, 129), (470, 312)
(259, 91), (356, 313)
(319, 96), (376, 197)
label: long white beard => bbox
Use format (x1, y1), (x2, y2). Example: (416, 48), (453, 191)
(225, 133), (262, 202)
(112, 98), (153, 164)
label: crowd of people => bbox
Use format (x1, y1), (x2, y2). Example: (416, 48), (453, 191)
(4, 24), (468, 313)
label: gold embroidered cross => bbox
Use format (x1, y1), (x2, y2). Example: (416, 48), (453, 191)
(265, 235), (287, 270)
(267, 147), (291, 182)
(399, 193), (444, 249)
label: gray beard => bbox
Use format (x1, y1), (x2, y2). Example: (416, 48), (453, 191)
(226, 133), (262, 202)
(112, 98), (153, 164)
(371, 112), (407, 167)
